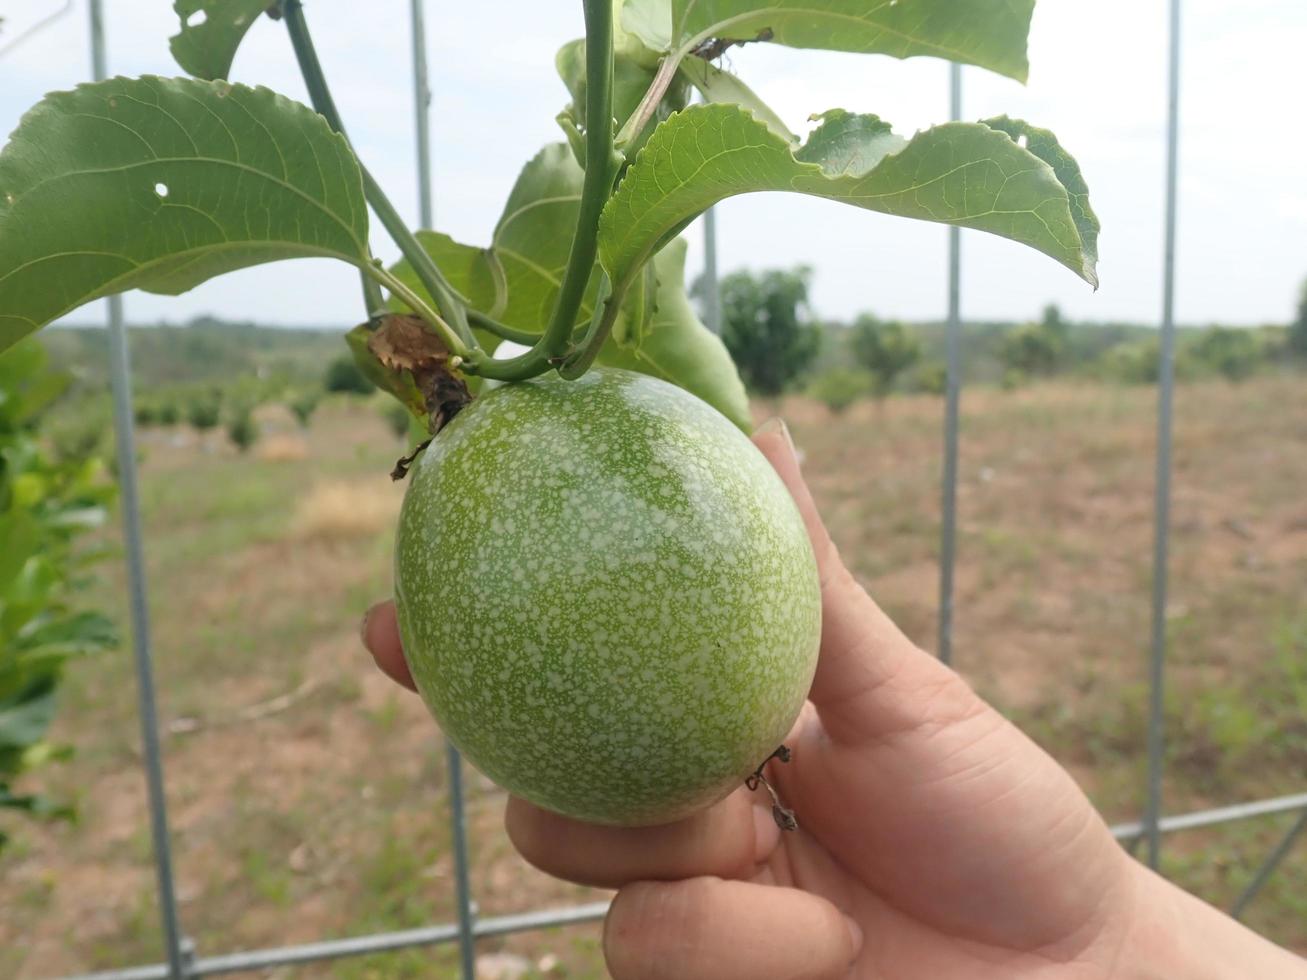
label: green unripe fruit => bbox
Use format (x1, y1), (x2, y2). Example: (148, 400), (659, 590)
(394, 367), (821, 826)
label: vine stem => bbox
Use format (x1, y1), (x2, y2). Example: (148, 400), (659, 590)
(466, 0), (616, 381)
(281, 0), (474, 354)
(615, 52), (681, 151)
(467, 310), (540, 346)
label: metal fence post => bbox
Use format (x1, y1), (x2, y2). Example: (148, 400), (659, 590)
(701, 206), (722, 335)
(937, 62), (963, 667)
(408, 4), (477, 977)
(1144, 0), (1183, 872)
(88, 2), (189, 974)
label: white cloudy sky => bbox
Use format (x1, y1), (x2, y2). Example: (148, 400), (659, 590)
(2, 0), (1305, 329)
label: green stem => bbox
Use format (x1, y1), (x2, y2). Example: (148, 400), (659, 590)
(282, 0), (474, 348)
(615, 52), (683, 151)
(466, 0), (615, 382)
(360, 166), (475, 348)
(467, 310), (540, 346)
(559, 274), (623, 379)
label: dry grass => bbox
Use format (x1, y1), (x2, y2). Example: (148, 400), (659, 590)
(256, 433), (311, 462)
(293, 478), (404, 540)
(1, 376), (1304, 978)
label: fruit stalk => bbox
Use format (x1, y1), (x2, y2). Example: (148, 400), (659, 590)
(466, 0), (617, 382)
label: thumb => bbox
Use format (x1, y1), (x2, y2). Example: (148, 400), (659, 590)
(752, 420), (979, 745)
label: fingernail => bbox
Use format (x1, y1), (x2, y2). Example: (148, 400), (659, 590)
(843, 914), (864, 960)
(359, 605), (375, 649)
(755, 416), (799, 464)
(751, 803), (781, 863)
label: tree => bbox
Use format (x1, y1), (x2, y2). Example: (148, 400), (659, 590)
(288, 390), (320, 429)
(324, 354), (375, 396)
(226, 405), (260, 452)
(1189, 327), (1260, 382)
(1000, 321), (1063, 381)
(807, 369), (871, 414)
(187, 388), (222, 431)
(716, 267), (820, 398)
(1291, 278), (1307, 359)
(849, 315), (921, 398)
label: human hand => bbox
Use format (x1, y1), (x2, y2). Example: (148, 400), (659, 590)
(363, 421), (1306, 979)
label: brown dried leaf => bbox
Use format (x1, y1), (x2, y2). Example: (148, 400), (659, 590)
(366, 314), (472, 438)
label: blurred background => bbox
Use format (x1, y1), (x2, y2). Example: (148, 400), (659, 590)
(1, 1), (1305, 977)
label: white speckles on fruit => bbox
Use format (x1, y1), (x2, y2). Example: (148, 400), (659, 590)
(394, 367), (821, 827)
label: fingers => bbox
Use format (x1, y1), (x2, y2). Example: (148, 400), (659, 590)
(360, 600), (416, 692)
(505, 788), (780, 889)
(604, 877), (862, 980)
(752, 421), (981, 745)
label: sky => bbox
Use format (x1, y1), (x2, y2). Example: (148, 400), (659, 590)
(1, 0), (1305, 330)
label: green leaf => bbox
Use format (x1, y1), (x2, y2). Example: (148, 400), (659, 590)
(0, 681), (56, 750)
(391, 144), (749, 421)
(600, 104), (1100, 297)
(677, 58), (794, 142)
(557, 38), (689, 163)
(0, 514), (37, 594)
(622, 0), (1034, 82)
(597, 238), (750, 430)
(393, 145), (588, 336)
(169, 0), (275, 80)
(0, 76), (371, 354)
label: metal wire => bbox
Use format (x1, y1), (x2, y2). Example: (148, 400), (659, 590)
(1144, 0), (1184, 872)
(406, 7), (477, 975)
(41, 5), (1302, 979)
(89, 3), (190, 976)
(1231, 807), (1307, 920)
(57, 902), (612, 980)
(937, 61), (963, 667)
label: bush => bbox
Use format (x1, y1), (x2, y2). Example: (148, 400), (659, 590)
(807, 369), (871, 413)
(849, 316), (921, 397)
(133, 400), (157, 427)
(1291, 277), (1307, 359)
(383, 401), (415, 440)
(324, 354), (375, 396)
(187, 393), (221, 431)
(156, 400), (179, 426)
(226, 405), (260, 452)
(1098, 339), (1159, 385)
(999, 321), (1063, 380)
(1188, 327), (1260, 382)
(288, 390), (320, 429)
(0, 340), (116, 849)
(913, 360), (948, 395)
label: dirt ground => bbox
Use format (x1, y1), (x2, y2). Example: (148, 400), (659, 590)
(2, 375), (1305, 978)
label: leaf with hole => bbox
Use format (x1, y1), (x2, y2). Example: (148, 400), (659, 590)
(0, 75), (371, 354)
(622, 0), (1034, 81)
(169, 0), (276, 80)
(599, 104), (1100, 302)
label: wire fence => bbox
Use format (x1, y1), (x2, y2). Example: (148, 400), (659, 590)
(50, 0), (1306, 977)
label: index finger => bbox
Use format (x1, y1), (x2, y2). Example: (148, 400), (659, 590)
(361, 600), (416, 692)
